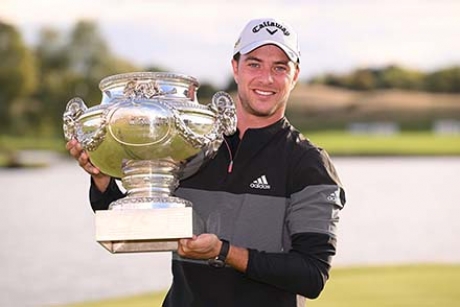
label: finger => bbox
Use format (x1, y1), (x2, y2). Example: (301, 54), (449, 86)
(75, 142), (84, 152)
(177, 240), (186, 256)
(69, 147), (82, 159)
(77, 152), (89, 167)
(77, 153), (96, 174)
(179, 239), (189, 250)
(80, 161), (97, 176)
(83, 160), (99, 175)
(65, 139), (75, 150)
(87, 164), (101, 175)
(68, 141), (84, 157)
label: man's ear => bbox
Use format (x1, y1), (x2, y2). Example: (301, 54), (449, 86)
(231, 59), (239, 84)
(291, 65), (300, 90)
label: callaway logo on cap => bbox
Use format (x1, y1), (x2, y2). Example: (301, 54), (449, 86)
(233, 18), (301, 63)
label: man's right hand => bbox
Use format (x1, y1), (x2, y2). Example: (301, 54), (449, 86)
(65, 138), (111, 192)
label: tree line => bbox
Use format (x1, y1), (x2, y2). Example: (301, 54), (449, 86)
(1, 20), (140, 137)
(0, 20), (459, 138)
(0, 20), (201, 138)
(309, 65), (460, 92)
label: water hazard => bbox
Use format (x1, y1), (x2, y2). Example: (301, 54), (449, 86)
(1, 156), (459, 306)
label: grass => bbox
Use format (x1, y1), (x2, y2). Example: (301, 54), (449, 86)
(0, 130), (459, 167)
(0, 135), (66, 152)
(0, 135), (66, 167)
(63, 264), (460, 307)
(308, 264), (460, 307)
(64, 293), (166, 307)
(306, 131), (460, 156)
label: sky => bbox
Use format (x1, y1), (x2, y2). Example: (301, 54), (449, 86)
(2, 0), (460, 88)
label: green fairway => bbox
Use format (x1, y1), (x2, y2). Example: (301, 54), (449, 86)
(63, 264), (460, 307)
(308, 264), (460, 307)
(306, 131), (460, 156)
(1, 131), (460, 168)
(64, 292), (167, 307)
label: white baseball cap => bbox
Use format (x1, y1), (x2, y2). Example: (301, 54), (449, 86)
(233, 18), (300, 63)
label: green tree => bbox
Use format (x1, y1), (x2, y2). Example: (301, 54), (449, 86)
(34, 27), (74, 136)
(34, 21), (140, 136)
(0, 21), (37, 135)
(380, 65), (424, 90)
(425, 66), (460, 93)
(345, 68), (377, 91)
(64, 20), (136, 105)
(224, 76), (237, 93)
(197, 82), (218, 102)
(313, 73), (349, 88)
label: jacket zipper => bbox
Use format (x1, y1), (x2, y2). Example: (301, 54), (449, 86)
(223, 138), (240, 174)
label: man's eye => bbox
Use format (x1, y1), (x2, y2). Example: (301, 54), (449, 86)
(248, 62), (259, 68)
(274, 66), (287, 72)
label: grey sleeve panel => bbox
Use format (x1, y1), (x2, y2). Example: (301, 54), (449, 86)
(287, 184), (344, 238)
(176, 188), (287, 252)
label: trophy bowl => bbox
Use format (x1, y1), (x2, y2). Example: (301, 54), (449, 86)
(63, 72), (237, 253)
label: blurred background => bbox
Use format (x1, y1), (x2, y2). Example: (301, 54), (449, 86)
(1, 0), (459, 306)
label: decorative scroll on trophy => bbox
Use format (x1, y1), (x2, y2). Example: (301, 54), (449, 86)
(63, 72), (237, 253)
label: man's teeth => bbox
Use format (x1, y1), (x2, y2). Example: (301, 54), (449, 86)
(255, 90), (273, 96)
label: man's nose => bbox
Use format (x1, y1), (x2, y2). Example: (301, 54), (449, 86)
(259, 67), (274, 83)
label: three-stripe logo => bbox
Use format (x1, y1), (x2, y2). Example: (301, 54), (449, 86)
(249, 175), (271, 189)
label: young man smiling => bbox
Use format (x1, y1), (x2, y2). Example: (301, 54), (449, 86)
(67, 17), (346, 307)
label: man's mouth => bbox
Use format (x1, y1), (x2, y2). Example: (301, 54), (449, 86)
(254, 89), (275, 96)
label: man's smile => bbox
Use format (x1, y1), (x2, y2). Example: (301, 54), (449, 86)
(253, 89), (276, 96)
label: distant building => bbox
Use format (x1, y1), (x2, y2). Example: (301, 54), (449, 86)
(433, 119), (460, 135)
(348, 122), (399, 135)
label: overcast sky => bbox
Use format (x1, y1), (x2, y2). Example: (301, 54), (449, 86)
(2, 0), (460, 87)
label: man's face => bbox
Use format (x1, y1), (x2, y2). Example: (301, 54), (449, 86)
(232, 44), (299, 122)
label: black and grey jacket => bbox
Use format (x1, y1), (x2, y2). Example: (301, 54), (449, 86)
(90, 117), (346, 307)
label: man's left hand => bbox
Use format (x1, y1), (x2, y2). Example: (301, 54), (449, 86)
(177, 234), (222, 260)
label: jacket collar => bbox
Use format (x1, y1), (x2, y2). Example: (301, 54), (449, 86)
(225, 117), (290, 161)
(240, 117), (289, 139)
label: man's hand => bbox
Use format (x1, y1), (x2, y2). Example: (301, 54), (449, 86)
(178, 234), (249, 272)
(178, 234), (222, 260)
(65, 138), (110, 192)
(66, 139), (101, 176)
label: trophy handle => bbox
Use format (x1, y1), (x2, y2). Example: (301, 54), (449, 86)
(208, 91), (237, 137)
(63, 97), (107, 151)
(165, 91), (237, 148)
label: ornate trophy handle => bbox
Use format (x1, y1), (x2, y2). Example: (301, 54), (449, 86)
(166, 91), (237, 148)
(208, 91), (237, 137)
(62, 97), (107, 151)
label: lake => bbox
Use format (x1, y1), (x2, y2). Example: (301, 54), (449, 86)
(0, 156), (459, 306)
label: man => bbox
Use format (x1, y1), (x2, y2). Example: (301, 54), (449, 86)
(67, 18), (346, 307)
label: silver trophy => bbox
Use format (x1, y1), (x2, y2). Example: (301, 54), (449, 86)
(63, 72), (237, 253)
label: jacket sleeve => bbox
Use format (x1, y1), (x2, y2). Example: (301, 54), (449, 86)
(89, 177), (125, 211)
(246, 147), (346, 298)
(246, 232), (336, 299)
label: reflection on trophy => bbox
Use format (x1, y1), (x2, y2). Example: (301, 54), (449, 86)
(63, 72), (237, 253)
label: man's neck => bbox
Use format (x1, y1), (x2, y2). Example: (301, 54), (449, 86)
(236, 113), (283, 139)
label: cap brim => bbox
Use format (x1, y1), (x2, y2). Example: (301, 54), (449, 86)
(236, 40), (299, 63)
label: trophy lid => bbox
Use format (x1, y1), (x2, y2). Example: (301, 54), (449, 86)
(99, 72), (200, 104)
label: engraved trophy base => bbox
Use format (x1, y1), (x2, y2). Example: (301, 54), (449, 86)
(95, 207), (193, 253)
(94, 160), (195, 254)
